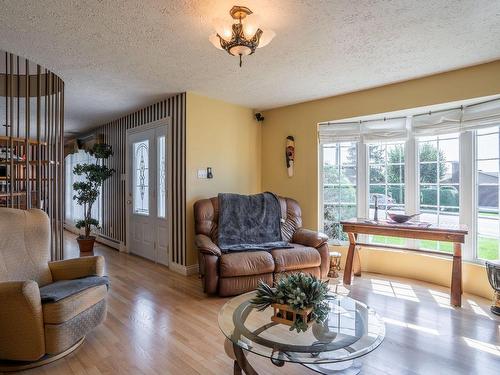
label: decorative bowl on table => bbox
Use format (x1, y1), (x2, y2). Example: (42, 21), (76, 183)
(387, 212), (419, 223)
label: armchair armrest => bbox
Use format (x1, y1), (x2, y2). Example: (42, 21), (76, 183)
(292, 228), (328, 248)
(48, 256), (105, 281)
(195, 234), (221, 257)
(0, 281), (45, 361)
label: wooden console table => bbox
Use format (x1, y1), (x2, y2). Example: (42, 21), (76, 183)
(340, 219), (468, 307)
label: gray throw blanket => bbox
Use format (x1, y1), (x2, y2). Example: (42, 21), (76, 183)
(40, 276), (110, 303)
(218, 192), (292, 252)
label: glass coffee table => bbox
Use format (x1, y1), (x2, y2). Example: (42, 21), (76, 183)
(219, 291), (385, 375)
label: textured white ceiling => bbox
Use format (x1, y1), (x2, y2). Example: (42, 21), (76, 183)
(1, 0), (499, 132)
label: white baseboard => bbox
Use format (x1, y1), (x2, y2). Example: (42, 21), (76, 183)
(186, 263), (199, 276)
(64, 224), (80, 236)
(64, 223), (197, 276)
(64, 223), (123, 251)
(169, 262), (199, 276)
(96, 235), (122, 250)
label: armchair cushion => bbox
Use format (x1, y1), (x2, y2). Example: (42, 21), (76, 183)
(272, 243), (321, 272)
(0, 280), (45, 361)
(195, 234), (221, 257)
(40, 276), (109, 303)
(292, 228), (328, 248)
(42, 284), (107, 324)
(220, 251), (274, 277)
(48, 256), (104, 281)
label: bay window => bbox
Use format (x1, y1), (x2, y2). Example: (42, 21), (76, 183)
(417, 134), (460, 253)
(368, 142), (406, 246)
(321, 142), (357, 243)
(319, 96), (500, 262)
(475, 126), (500, 260)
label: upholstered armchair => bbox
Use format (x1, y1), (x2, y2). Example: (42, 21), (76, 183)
(194, 196), (329, 297)
(0, 208), (108, 369)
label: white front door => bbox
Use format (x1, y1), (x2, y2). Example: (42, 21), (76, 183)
(127, 123), (168, 265)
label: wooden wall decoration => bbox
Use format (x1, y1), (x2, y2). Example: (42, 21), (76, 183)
(286, 136), (295, 177)
(85, 94), (187, 266)
(0, 50), (64, 260)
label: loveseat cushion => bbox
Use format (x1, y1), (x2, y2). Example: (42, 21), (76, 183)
(220, 251), (275, 277)
(42, 284), (107, 324)
(271, 243), (321, 272)
(219, 273), (273, 297)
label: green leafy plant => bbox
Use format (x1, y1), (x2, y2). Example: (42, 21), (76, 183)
(250, 273), (330, 333)
(73, 143), (114, 238)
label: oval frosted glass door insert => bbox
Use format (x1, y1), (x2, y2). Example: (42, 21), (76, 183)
(157, 136), (166, 218)
(133, 140), (150, 215)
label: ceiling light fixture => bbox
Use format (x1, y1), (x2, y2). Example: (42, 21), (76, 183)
(209, 5), (275, 67)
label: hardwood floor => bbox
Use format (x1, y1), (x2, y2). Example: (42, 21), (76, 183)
(9, 234), (500, 375)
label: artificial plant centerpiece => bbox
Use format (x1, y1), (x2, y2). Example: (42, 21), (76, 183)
(72, 143), (114, 254)
(250, 273), (330, 333)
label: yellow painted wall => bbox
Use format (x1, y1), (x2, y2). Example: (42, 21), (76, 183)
(333, 245), (493, 300)
(260, 60), (500, 300)
(186, 92), (261, 265)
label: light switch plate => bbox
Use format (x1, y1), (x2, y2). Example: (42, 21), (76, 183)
(197, 169), (207, 179)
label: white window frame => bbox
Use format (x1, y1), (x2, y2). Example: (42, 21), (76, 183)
(415, 133), (461, 253)
(319, 120), (487, 263)
(473, 127), (500, 261)
(64, 149), (103, 230)
(319, 142), (358, 245)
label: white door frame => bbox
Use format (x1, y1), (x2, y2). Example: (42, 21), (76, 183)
(125, 118), (172, 265)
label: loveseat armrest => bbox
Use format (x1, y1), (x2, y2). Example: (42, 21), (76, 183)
(0, 280), (45, 361)
(292, 228), (328, 248)
(48, 256), (105, 281)
(195, 234), (222, 257)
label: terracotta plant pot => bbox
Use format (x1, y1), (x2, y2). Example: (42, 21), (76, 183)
(77, 236), (96, 255)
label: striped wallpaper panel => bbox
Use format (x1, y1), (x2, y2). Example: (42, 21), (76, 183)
(90, 93), (186, 265)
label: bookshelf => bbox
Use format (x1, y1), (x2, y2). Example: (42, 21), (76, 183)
(1, 49), (65, 260)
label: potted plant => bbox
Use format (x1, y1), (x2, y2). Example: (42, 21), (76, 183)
(72, 143), (114, 254)
(250, 273), (330, 332)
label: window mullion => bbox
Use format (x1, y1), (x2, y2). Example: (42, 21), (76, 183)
(497, 133), (500, 260)
(460, 131), (474, 261)
(406, 134), (417, 214)
(406, 129), (418, 249)
(318, 144), (325, 232)
(357, 142), (367, 219)
(437, 139), (441, 228)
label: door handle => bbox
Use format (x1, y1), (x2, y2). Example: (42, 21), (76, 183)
(127, 200), (132, 204)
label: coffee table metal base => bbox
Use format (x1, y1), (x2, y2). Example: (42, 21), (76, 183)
(233, 344), (257, 375)
(303, 359), (362, 375)
(233, 344), (362, 375)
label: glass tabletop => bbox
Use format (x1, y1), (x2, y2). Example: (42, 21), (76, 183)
(218, 291), (385, 365)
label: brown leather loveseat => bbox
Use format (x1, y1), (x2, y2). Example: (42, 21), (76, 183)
(194, 196), (329, 297)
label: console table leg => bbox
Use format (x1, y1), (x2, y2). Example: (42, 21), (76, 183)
(353, 247), (361, 277)
(343, 233), (356, 285)
(451, 242), (462, 307)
